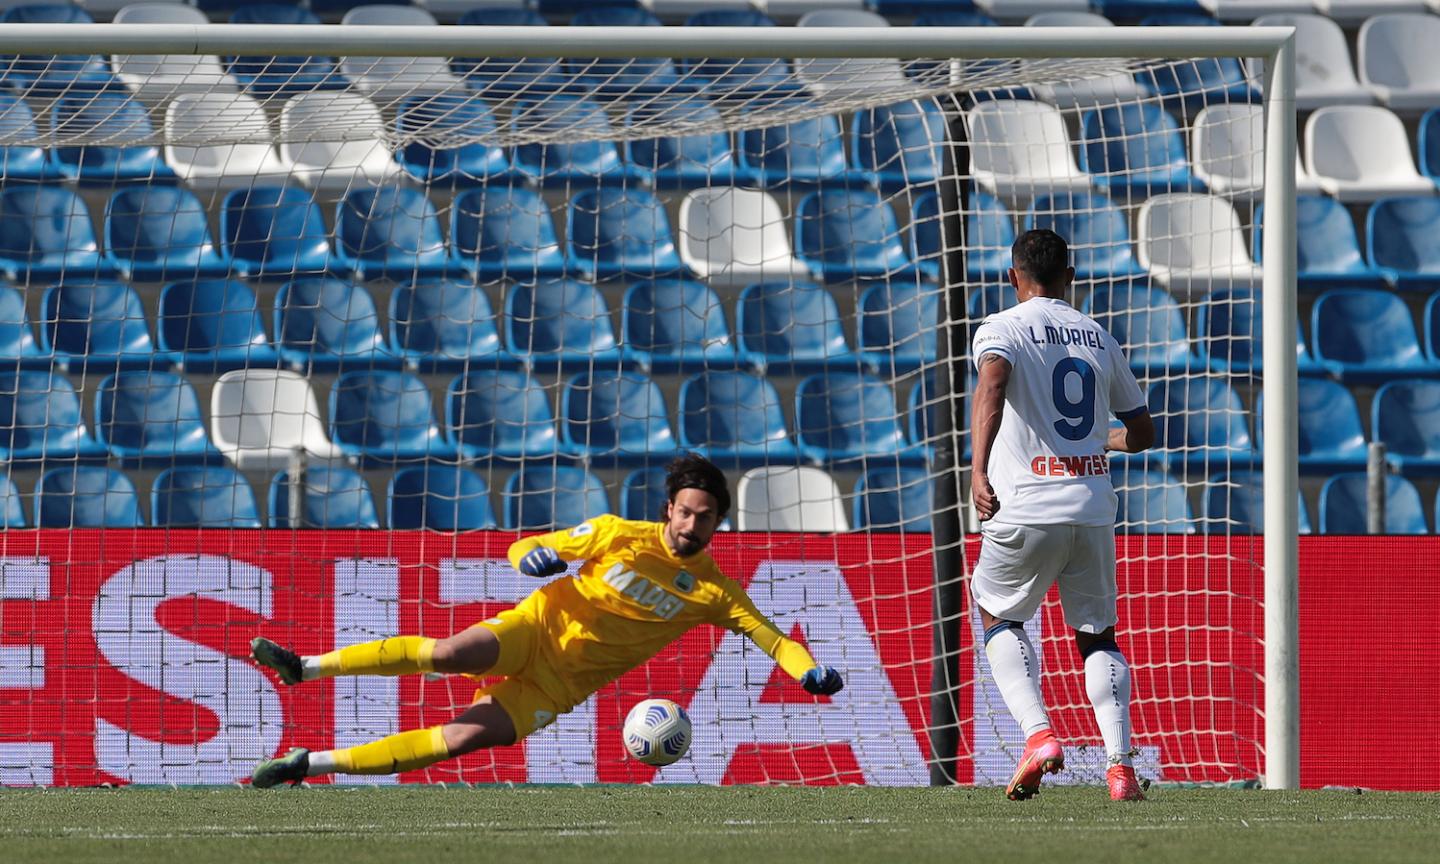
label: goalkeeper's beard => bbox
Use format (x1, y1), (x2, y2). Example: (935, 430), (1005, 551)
(666, 525), (706, 558)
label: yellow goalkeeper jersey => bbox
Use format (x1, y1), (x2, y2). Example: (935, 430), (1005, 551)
(504, 515), (817, 701)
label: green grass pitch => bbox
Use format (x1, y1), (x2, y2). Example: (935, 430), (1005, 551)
(1, 786), (1435, 864)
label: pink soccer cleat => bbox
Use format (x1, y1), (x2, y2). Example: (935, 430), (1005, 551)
(1005, 730), (1064, 801)
(1106, 764), (1145, 801)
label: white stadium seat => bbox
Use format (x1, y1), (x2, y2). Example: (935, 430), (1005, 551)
(279, 92), (402, 193)
(795, 9), (906, 99)
(1024, 11), (1114, 25)
(164, 92), (290, 190)
(1358, 14), (1440, 111)
(1202, 0), (1315, 21)
(1136, 193), (1263, 300)
(1192, 105), (1265, 201)
(771, 0), (865, 21)
(210, 370), (344, 470)
(978, 0), (1089, 22)
(1304, 105), (1434, 202)
(677, 187), (812, 286)
(1249, 14), (1373, 109)
(340, 5), (464, 100)
(79, 0), (184, 18)
(736, 466), (849, 532)
(112, 3), (237, 102)
(412, 0), (527, 22)
(1314, 0), (1427, 25)
(969, 100), (1091, 208)
(1022, 13), (1148, 108)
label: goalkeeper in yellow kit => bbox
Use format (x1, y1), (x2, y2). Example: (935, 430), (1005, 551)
(249, 454), (845, 786)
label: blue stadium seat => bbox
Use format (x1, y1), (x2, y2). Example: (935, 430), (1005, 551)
(1025, 193), (1146, 279)
(334, 186), (455, 281)
(624, 99), (756, 188)
(678, 371), (797, 465)
(1098, 0), (1207, 19)
(0, 475), (22, 528)
(568, 6), (680, 94)
(388, 280), (510, 372)
(1147, 378), (1257, 474)
(968, 282), (1019, 320)
(857, 281), (937, 375)
(504, 279), (623, 370)
(1373, 379), (1440, 474)
(96, 371), (221, 466)
(0, 4), (111, 91)
(269, 466), (380, 529)
(1114, 467), (1195, 534)
(853, 99), (947, 192)
(1260, 378), (1368, 473)
(388, 465), (497, 531)
(1311, 288), (1434, 382)
(41, 281), (165, 370)
(620, 467), (667, 522)
(911, 10), (999, 26)
(445, 369), (564, 460)
(795, 188), (920, 282)
(330, 370), (456, 463)
(275, 277), (395, 372)
(1367, 197), (1440, 292)
(1201, 470), (1312, 535)
(567, 187), (684, 281)
(1196, 288), (1319, 376)
(571, 6), (660, 26)
(854, 464), (932, 533)
(620, 279), (736, 373)
(1418, 107), (1440, 184)
(504, 465), (610, 530)
(1079, 103), (1200, 199)
(0, 284), (46, 369)
(225, 5), (346, 97)
(510, 96), (646, 187)
(1319, 473), (1427, 535)
(680, 10), (793, 92)
(452, 185), (570, 281)
(36, 466), (143, 528)
(1139, 16), (1259, 111)
(0, 370), (104, 462)
(0, 186), (114, 281)
(561, 370), (677, 464)
(736, 281), (857, 374)
(912, 190), (1015, 282)
(452, 8), (564, 90)
(796, 372), (918, 466)
(221, 186), (337, 280)
(1253, 197), (1385, 290)
(103, 186), (231, 282)
(738, 111), (872, 188)
(0, 91), (57, 181)
(158, 279), (278, 373)
(152, 467), (261, 529)
(1426, 291), (1440, 364)
(50, 92), (173, 185)
(396, 94), (515, 185)
(1082, 281), (1195, 375)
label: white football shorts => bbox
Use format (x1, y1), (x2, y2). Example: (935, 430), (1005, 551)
(969, 522), (1118, 634)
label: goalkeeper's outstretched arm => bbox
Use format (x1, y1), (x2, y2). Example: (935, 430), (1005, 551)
(721, 591), (845, 696)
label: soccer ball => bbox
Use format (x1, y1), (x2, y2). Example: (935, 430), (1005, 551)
(622, 698), (692, 767)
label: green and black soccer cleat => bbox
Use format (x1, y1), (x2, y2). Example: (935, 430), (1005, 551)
(251, 748), (310, 789)
(251, 636), (304, 686)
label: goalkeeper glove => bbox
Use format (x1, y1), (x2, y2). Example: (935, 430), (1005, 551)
(801, 666), (844, 696)
(518, 547), (566, 577)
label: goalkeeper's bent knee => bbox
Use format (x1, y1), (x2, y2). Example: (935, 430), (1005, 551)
(312, 636), (437, 679)
(324, 727), (450, 775)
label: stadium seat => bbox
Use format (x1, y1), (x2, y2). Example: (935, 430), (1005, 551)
(1024, 193), (1146, 279)
(910, 9), (1000, 27)
(561, 370), (677, 464)
(1147, 378), (1257, 474)
(41, 281), (164, 370)
(0, 285), (46, 369)
(1259, 378), (1367, 473)
(912, 190), (1015, 283)
(620, 279), (736, 373)
(568, 6), (680, 94)
(158, 279), (277, 373)
(1190, 105), (1267, 200)
(736, 281), (858, 374)
(1305, 106), (1433, 203)
(908, 369), (970, 458)
(1079, 103), (1200, 200)
(1021, 12), (1149, 108)
(35, 466), (143, 528)
(1114, 468), (1195, 534)
(279, 92), (401, 192)
(96, 370), (221, 465)
(334, 186), (455, 281)
(1319, 472), (1427, 534)
(567, 187), (684, 281)
(1201, 471), (1313, 535)
(452, 185), (570, 281)
(1426, 291), (1440, 363)
(210, 369), (344, 469)
(0, 476), (22, 528)
(339, 5), (462, 99)
(795, 372), (918, 466)
(0, 92), (58, 182)
(1372, 379), (1440, 473)
(1366, 196), (1440, 292)
(0, 370), (105, 462)
(330, 370), (454, 463)
(680, 9), (792, 92)
(396, 95), (515, 186)
(676, 187), (811, 287)
(1135, 193), (1262, 299)
(793, 9), (907, 100)
(49, 92), (174, 184)
(511, 96), (645, 188)
(275, 278), (395, 372)
(503, 466), (610, 531)
(737, 110), (873, 188)
(0, 5), (111, 93)
(794, 188), (921, 282)
(103, 186), (231, 282)
(969, 100), (1090, 209)
(221, 186), (337, 280)
(1081, 282), (1195, 375)
(225, 5), (346, 98)
(451, 7), (564, 89)
(151, 466), (261, 529)
(857, 281), (938, 375)
(1195, 288), (1319, 375)
(445, 369), (564, 460)
(1138, 15), (1260, 111)
(620, 467), (668, 522)
(0, 185), (113, 281)
(111, 3), (238, 101)
(269, 466), (380, 530)
(624, 99), (756, 189)
(678, 371), (797, 465)
(1311, 288), (1434, 382)
(1253, 197), (1386, 290)
(1203, 1), (1312, 22)
(735, 466), (848, 532)
(164, 93), (289, 191)
(853, 464), (932, 533)
(388, 465), (497, 531)
(1357, 14), (1440, 111)
(853, 99), (947, 192)
(389, 280), (510, 372)
(1249, 14), (1373, 110)
(504, 279), (624, 371)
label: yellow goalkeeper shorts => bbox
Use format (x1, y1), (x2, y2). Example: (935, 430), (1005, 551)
(468, 603), (575, 741)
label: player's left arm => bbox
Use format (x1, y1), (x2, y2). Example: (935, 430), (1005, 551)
(716, 584), (844, 696)
(1101, 332), (1155, 454)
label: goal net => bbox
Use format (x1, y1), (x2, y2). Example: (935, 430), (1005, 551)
(0, 23), (1294, 789)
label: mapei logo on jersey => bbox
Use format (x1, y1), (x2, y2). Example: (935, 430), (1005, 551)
(1031, 454), (1110, 477)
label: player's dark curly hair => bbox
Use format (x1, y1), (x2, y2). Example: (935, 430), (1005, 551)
(665, 453), (731, 519)
(1011, 228), (1071, 291)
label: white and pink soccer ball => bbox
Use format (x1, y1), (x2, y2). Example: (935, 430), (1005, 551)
(622, 698), (692, 767)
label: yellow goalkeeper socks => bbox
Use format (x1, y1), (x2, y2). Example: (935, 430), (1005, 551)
(314, 727), (450, 776)
(307, 636), (437, 680)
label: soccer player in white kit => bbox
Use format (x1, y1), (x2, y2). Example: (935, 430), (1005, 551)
(970, 229), (1156, 802)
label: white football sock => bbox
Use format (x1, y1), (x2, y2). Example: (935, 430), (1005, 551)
(1084, 647), (1133, 767)
(984, 624), (1051, 738)
(301, 656), (323, 681)
(306, 750), (337, 777)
